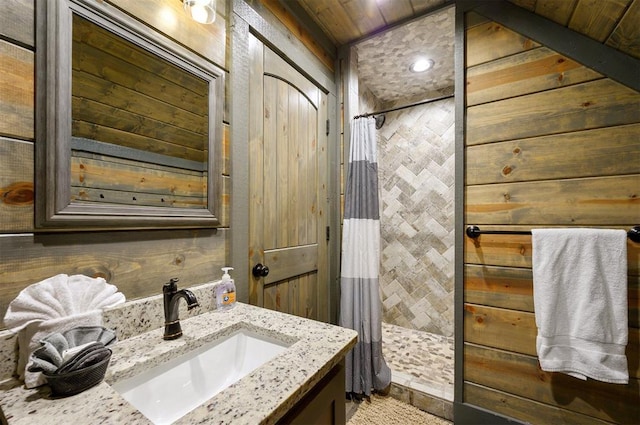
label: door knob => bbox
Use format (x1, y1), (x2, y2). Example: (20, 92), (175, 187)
(252, 263), (269, 277)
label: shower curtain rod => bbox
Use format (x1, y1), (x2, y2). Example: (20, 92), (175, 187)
(352, 94), (454, 120)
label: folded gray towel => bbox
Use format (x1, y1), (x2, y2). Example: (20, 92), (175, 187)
(63, 326), (116, 348)
(27, 333), (68, 373)
(55, 342), (110, 375)
(27, 326), (116, 374)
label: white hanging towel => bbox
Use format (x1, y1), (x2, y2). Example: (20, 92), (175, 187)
(532, 228), (628, 384)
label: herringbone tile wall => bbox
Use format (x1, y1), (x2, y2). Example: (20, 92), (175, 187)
(375, 94), (456, 337)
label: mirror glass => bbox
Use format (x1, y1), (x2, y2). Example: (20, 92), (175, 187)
(36, 0), (223, 229)
(71, 14), (209, 210)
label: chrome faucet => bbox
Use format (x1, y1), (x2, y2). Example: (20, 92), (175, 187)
(163, 278), (199, 340)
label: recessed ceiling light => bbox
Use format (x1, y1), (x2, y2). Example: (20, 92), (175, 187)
(410, 58), (435, 73)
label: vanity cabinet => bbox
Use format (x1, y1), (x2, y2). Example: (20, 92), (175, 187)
(0, 301), (356, 425)
(278, 361), (346, 425)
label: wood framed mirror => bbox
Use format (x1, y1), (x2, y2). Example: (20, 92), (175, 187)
(35, 0), (224, 229)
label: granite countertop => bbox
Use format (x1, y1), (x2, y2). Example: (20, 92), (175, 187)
(0, 303), (357, 424)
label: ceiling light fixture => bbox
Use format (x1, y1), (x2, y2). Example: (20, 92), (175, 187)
(183, 0), (216, 24)
(410, 58), (435, 73)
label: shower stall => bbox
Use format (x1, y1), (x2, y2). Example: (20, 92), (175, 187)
(340, 5), (456, 419)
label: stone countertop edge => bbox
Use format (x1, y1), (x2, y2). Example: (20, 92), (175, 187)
(0, 303), (357, 425)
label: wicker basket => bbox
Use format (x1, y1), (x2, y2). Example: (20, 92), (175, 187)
(44, 349), (112, 397)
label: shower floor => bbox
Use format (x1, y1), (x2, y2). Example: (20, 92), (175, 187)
(381, 322), (454, 420)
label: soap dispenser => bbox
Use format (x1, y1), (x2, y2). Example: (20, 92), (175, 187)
(215, 267), (236, 310)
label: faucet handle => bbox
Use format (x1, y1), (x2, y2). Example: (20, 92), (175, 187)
(163, 277), (179, 291)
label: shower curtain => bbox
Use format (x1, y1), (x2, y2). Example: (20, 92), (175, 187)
(340, 116), (391, 397)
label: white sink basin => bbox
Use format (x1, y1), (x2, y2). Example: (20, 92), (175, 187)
(111, 328), (291, 425)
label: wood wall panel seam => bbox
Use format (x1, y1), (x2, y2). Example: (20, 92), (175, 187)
(464, 235), (640, 273)
(464, 342), (640, 423)
(465, 19), (541, 68)
(465, 174), (640, 226)
(464, 381), (617, 425)
(465, 78), (640, 146)
(464, 265), (640, 328)
(0, 39), (34, 140)
(0, 0), (35, 49)
(0, 136), (34, 232)
(466, 44), (605, 99)
(465, 124), (640, 185)
(464, 302), (640, 358)
(464, 302), (537, 356)
(467, 58), (604, 107)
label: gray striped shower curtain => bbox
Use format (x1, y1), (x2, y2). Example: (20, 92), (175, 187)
(340, 117), (391, 396)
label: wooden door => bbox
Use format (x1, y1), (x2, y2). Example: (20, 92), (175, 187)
(248, 34), (329, 322)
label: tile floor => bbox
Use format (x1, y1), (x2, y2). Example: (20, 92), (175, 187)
(381, 322), (455, 420)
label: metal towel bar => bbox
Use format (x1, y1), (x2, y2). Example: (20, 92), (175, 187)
(466, 225), (640, 243)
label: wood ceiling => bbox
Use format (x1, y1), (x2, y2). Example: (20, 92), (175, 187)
(266, 0), (639, 104)
(296, 0), (449, 45)
(509, 0), (639, 59)
(294, 0), (639, 60)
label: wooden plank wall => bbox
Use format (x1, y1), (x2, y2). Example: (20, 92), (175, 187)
(463, 14), (640, 424)
(0, 0), (230, 327)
